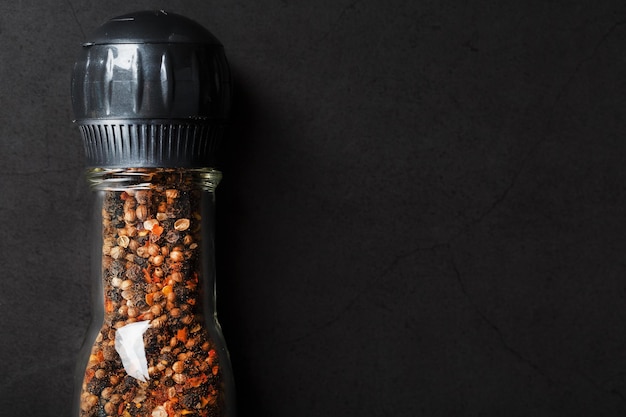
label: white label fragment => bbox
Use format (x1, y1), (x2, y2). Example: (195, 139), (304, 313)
(114, 320), (151, 382)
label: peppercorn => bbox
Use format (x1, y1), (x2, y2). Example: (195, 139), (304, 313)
(86, 376), (107, 396)
(181, 391), (200, 409)
(125, 265), (142, 282)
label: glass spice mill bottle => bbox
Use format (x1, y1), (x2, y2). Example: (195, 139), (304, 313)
(70, 11), (235, 417)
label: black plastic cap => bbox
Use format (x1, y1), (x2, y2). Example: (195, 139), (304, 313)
(71, 10), (231, 168)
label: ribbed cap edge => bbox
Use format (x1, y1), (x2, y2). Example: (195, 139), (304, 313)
(77, 120), (225, 168)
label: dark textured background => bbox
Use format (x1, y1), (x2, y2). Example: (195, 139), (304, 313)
(2, 0), (626, 416)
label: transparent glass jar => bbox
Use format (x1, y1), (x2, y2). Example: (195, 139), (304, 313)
(74, 168), (235, 417)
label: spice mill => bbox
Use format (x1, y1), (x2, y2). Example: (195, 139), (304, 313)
(71, 10), (235, 417)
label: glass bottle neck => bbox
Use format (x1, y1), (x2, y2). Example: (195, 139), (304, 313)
(87, 166), (221, 320)
(87, 167), (222, 193)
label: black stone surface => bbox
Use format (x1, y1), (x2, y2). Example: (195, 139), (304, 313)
(2, 1), (626, 416)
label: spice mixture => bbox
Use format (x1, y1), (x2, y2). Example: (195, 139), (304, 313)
(80, 172), (224, 417)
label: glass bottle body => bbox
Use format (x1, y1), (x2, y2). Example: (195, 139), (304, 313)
(74, 168), (234, 417)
